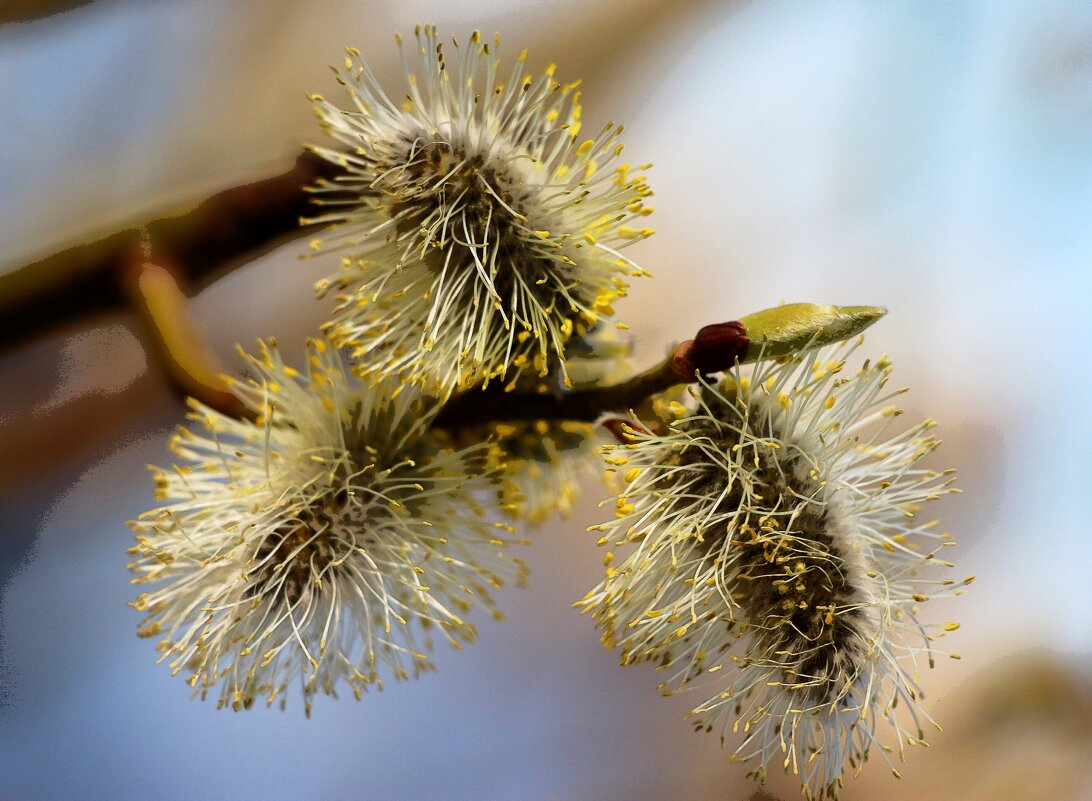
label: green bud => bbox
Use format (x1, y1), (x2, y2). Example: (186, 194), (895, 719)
(738, 303), (886, 362)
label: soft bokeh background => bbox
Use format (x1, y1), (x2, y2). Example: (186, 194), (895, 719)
(2, 1), (1091, 799)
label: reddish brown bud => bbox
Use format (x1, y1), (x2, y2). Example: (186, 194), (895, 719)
(670, 321), (749, 378)
(600, 417), (648, 443)
(670, 342), (695, 380)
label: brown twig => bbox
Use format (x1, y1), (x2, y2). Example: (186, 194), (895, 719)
(0, 150), (341, 353)
(0, 0), (94, 24)
(434, 318), (749, 429)
(435, 359), (687, 430)
(433, 304), (886, 431)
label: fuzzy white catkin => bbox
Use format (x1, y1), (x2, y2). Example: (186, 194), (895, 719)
(307, 26), (653, 393)
(129, 338), (526, 714)
(580, 339), (970, 800)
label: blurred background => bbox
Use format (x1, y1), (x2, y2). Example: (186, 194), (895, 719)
(1, 1), (1090, 799)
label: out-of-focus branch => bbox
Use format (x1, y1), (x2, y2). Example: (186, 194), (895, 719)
(120, 238), (248, 420)
(0, 0), (94, 24)
(0, 150), (341, 353)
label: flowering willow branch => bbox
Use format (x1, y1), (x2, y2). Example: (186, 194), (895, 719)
(119, 26), (968, 801)
(0, 151), (341, 352)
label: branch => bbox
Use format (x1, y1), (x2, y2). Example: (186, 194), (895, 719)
(0, 150), (341, 352)
(435, 304), (886, 430)
(0, 0), (93, 23)
(435, 358), (687, 429)
(120, 237), (249, 420)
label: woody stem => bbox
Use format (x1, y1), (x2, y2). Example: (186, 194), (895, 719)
(433, 358), (686, 429)
(0, 150), (341, 353)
